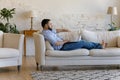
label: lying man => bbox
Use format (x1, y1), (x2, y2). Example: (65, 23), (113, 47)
(41, 19), (105, 51)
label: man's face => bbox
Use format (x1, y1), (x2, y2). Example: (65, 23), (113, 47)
(47, 21), (53, 30)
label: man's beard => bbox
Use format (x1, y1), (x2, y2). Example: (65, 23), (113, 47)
(48, 27), (52, 31)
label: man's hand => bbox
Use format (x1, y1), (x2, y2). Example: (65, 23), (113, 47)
(63, 40), (69, 43)
(55, 40), (69, 46)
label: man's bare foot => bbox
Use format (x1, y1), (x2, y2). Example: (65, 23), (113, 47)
(101, 40), (106, 49)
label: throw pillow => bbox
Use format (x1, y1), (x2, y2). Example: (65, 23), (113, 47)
(81, 30), (120, 47)
(45, 41), (54, 51)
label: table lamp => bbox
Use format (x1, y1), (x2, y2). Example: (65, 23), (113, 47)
(29, 11), (37, 30)
(107, 6), (118, 26)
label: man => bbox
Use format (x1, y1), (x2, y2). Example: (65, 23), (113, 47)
(41, 19), (105, 51)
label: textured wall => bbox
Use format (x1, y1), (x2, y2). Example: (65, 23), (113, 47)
(0, 0), (120, 55)
(0, 0), (120, 31)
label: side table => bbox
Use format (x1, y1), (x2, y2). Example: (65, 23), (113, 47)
(24, 30), (39, 56)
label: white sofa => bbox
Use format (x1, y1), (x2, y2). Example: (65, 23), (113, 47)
(33, 30), (120, 70)
(0, 31), (24, 71)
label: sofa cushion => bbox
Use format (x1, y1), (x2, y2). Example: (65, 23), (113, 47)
(0, 48), (19, 58)
(0, 31), (3, 48)
(45, 41), (54, 51)
(81, 30), (120, 47)
(57, 31), (81, 42)
(90, 48), (120, 57)
(46, 49), (89, 57)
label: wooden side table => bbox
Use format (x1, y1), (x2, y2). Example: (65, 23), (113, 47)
(24, 30), (39, 56)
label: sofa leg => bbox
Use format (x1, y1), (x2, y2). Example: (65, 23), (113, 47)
(17, 65), (21, 72)
(40, 65), (43, 71)
(116, 65), (120, 69)
(36, 63), (39, 70)
(36, 63), (43, 71)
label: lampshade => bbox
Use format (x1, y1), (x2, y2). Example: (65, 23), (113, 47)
(29, 11), (37, 17)
(107, 6), (118, 15)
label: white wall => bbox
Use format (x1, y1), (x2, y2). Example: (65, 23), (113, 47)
(0, 0), (120, 55)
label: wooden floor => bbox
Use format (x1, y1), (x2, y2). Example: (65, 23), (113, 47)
(0, 56), (119, 80)
(0, 56), (36, 80)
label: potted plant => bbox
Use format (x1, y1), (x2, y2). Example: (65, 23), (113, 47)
(0, 8), (19, 34)
(108, 22), (120, 31)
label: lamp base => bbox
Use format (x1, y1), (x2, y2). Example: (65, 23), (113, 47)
(30, 27), (33, 30)
(30, 17), (33, 30)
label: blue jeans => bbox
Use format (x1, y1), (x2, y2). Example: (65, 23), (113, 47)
(60, 40), (103, 51)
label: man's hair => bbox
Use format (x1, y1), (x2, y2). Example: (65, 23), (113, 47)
(41, 19), (50, 28)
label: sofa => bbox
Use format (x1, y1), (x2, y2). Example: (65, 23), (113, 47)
(33, 29), (120, 70)
(0, 31), (24, 71)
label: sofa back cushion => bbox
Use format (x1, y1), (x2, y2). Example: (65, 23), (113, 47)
(0, 31), (3, 48)
(45, 41), (54, 51)
(3, 33), (20, 49)
(45, 31), (81, 50)
(81, 30), (120, 47)
(58, 31), (81, 42)
(118, 36), (120, 47)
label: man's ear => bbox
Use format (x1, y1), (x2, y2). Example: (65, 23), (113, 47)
(44, 24), (48, 28)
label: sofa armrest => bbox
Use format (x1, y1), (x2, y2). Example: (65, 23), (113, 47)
(3, 33), (24, 65)
(33, 33), (46, 65)
(118, 36), (120, 47)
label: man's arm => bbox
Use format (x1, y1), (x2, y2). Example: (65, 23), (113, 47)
(55, 40), (68, 46)
(44, 33), (69, 46)
(56, 29), (70, 33)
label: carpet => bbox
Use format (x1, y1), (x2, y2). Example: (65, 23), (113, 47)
(31, 69), (120, 80)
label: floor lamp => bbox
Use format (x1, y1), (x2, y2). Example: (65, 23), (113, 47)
(29, 11), (37, 30)
(107, 6), (118, 26)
